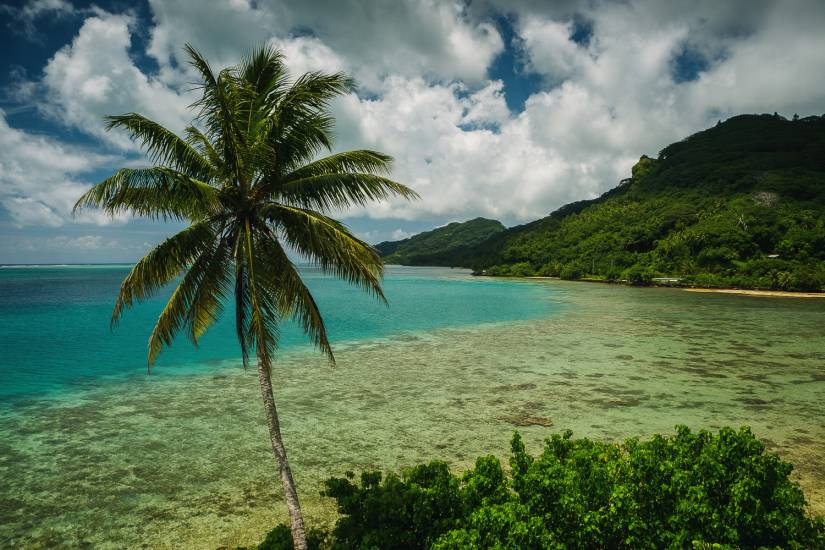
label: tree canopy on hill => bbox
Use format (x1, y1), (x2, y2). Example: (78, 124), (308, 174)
(375, 217), (505, 266)
(379, 114), (825, 291)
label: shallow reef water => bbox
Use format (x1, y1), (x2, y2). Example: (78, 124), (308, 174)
(1, 275), (824, 548)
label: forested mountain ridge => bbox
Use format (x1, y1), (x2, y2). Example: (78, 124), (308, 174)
(378, 114), (825, 290)
(375, 217), (505, 266)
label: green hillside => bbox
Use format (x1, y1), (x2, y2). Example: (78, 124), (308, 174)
(380, 114), (825, 290)
(375, 217), (505, 266)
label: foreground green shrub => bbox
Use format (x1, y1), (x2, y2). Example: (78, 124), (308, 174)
(255, 426), (824, 549)
(254, 524), (327, 550)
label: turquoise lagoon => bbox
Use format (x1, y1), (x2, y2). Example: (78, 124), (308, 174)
(0, 265), (551, 398)
(0, 265), (824, 548)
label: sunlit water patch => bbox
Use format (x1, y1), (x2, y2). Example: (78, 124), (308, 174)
(1, 271), (824, 549)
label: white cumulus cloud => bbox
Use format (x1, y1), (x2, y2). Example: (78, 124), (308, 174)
(41, 11), (193, 147)
(0, 110), (124, 227)
(4, 0), (825, 248)
(145, 0), (504, 90)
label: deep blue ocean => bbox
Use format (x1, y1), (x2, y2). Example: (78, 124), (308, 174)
(0, 264), (554, 399)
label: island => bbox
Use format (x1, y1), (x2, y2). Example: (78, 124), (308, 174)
(377, 114), (825, 292)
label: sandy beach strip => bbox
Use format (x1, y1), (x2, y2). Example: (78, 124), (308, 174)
(683, 288), (825, 298)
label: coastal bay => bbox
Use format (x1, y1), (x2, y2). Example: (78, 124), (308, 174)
(1, 270), (823, 548)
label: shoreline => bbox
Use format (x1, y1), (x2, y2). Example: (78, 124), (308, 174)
(504, 275), (825, 298)
(682, 288), (825, 298)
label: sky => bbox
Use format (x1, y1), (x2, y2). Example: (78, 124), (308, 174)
(1, 0), (825, 264)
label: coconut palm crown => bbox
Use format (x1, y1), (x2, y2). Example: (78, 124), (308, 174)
(74, 44), (417, 549)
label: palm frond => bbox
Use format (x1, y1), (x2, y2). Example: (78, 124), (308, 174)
(254, 224), (334, 362)
(185, 236), (233, 344)
(185, 43), (219, 92)
(261, 203), (386, 302)
(280, 71), (353, 113)
(286, 150), (394, 178)
(269, 151), (418, 210)
(73, 167), (220, 221)
(241, 220), (281, 372)
(271, 112), (337, 176)
(111, 221), (218, 327)
(234, 258), (252, 369)
(105, 113), (214, 181)
(186, 44), (243, 183)
(266, 71), (353, 174)
(185, 125), (225, 175)
(240, 44), (289, 101)
(147, 231), (229, 367)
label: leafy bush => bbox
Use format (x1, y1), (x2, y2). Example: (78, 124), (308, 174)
(604, 265), (625, 281)
(560, 262), (584, 280)
(622, 265), (655, 285)
(508, 262), (535, 277)
(251, 524), (327, 550)
(787, 265), (824, 291)
(484, 264), (510, 276)
(254, 426), (824, 549)
(537, 260), (562, 277)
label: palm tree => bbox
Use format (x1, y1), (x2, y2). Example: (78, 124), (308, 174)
(74, 44), (417, 549)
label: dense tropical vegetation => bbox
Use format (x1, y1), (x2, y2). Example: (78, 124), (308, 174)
(375, 217), (505, 265)
(74, 45), (416, 549)
(379, 114), (825, 291)
(249, 426), (825, 549)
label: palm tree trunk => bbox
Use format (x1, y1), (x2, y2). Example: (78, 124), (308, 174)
(256, 360), (308, 550)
